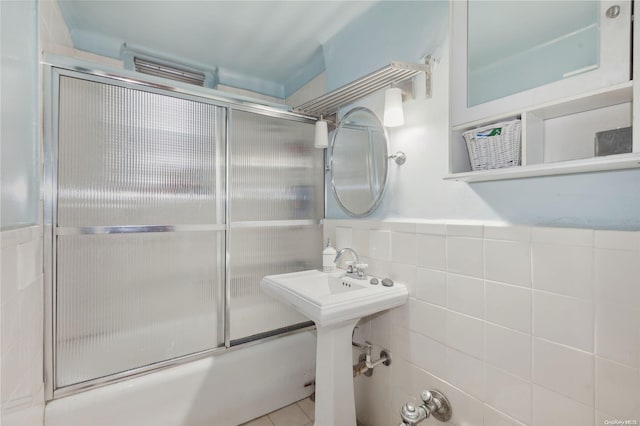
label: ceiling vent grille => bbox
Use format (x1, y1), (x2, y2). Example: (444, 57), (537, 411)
(133, 57), (206, 87)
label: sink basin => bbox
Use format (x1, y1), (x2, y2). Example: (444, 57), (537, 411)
(261, 269), (408, 327)
(260, 269), (408, 426)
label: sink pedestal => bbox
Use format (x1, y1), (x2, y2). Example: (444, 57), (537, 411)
(314, 319), (359, 426)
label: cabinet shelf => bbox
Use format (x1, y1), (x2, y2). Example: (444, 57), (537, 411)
(444, 153), (640, 182)
(452, 82), (633, 133)
(448, 81), (639, 181)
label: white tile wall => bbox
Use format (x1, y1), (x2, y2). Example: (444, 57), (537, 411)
(532, 385), (594, 426)
(484, 405), (527, 426)
(446, 273), (483, 319)
(484, 225), (531, 242)
(485, 239), (531, 287)
(335, 226), (353, 251)
(323, 220), (640, 426)
(484, 364), (532, 424)
(594, 230), (640, 251)
(389, 263), (417, 297)
(595, 357), (640, 420)
(408, 299), (446, 343)
(533, 291), (594, 352)
(416, 234), (446, 270)
(485, 323), (531, 380)
(532, 243), (594, 300)
(415, 268), (446, 306)
(1, 226), (44, 426)
(446, 385), (483, 426)
(446, 237), (484, 278)
(595, 302), (640, 368)
(532, 338), (593, 405)
(445, 348), (485, 400)
(369, 230), (391, 261)
(485, 280), (531, 333)
(595, 248), (640, 306)
(531, 227), (593, 246)
(352, 228), (370, 257)
(391, 232), (417, 265)
(446, 311), (484, 360)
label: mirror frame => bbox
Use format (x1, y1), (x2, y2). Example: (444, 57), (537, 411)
(329, 107), (390, 217)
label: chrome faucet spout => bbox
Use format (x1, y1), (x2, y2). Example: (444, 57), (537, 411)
(334, 247), (368, 279)
(334, 247), (359, 265)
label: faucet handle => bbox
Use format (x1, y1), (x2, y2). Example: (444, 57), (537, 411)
(356, 263), (368, 278)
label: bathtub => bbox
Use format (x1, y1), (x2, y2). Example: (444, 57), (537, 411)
(45, 330), (316, 426)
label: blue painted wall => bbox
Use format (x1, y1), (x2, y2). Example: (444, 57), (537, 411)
(323, 0), (448, 91)
(324, 1), (640, 230)
(1, 0), (39, 229)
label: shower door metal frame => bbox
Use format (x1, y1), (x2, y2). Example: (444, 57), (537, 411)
(43, 58), (319, 401)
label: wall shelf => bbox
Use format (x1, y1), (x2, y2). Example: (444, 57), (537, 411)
(445, 153), (640, 182)
(292, 61), (430, 118)
(448, 81), (639, 182)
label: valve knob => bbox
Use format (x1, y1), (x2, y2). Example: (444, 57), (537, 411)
(421, 390), (433, 403)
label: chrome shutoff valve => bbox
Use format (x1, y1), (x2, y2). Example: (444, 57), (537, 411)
(399, 389), (452, 425)
(399, 402), (427, 426)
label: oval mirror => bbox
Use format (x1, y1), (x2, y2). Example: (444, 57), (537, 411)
(330, 107), (389, 217)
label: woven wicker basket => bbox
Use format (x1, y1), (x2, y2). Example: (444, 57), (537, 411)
(463, 119), (522, 171)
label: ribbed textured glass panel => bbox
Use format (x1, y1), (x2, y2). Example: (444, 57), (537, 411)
(57, 76), (225, 227)
(230, 111), (323, 221)
(229, 225), (322, 340)
(56, 231), (223, 387)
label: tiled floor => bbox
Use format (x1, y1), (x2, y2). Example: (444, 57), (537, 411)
(242, 397), (315, 426)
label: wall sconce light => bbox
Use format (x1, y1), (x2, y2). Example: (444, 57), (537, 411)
(383, 87), (404, 127)
(314, 116), (329, 149)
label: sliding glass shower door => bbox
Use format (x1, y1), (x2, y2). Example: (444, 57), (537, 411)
(229, 111), (324, 342)
(55, 76), (226, 387)
(50, 70), (324, 393)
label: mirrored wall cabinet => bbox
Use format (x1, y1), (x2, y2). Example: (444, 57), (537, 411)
(447, 0), (640, 182)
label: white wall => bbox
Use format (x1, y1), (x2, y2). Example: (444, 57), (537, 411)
(1, 0), (45, 423)
(326, 43), (640, 229)
(322, 0), (640, 230)
(325, 219), (640, 426)
(1, 0), (39, 229)
(1, 226), (44, 426)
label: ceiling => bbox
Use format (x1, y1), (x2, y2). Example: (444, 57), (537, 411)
(58, 0), (378, 98)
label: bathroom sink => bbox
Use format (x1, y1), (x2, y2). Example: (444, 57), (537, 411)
(260, 269), (408, 327)
(260, 270), (409, 426)
(261, 269), (408, 426)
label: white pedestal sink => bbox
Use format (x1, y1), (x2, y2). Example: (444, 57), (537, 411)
(260, 270), (408, 426)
